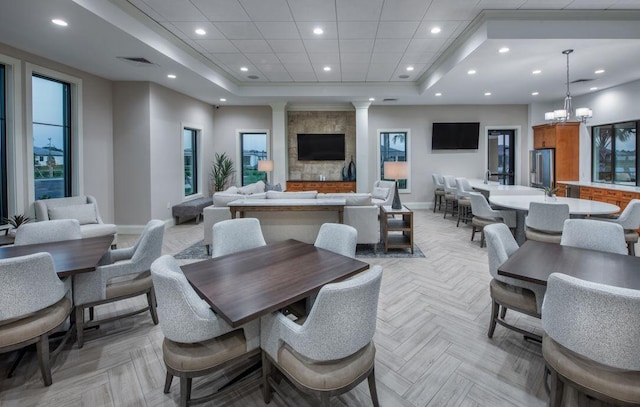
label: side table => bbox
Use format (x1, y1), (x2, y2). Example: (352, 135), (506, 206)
(380, 205), (413, 253)
(0, 225), (15, 246)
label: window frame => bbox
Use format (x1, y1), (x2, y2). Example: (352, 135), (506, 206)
(235, 129), (270, 187)
(25, 63), (83, 204)
(591, 120), (640, 186)
(377, 129), (411, 193)
(0, 53), (22, 218)
(181, 124), (202, 200)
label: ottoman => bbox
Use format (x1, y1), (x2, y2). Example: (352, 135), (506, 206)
(172, 197), (213, 225)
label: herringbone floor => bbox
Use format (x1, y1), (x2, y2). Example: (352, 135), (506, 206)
(0, 210), (609, 406)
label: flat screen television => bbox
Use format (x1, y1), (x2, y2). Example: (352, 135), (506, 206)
(297, 134), (345, 160)
(431, 122), (480, 150)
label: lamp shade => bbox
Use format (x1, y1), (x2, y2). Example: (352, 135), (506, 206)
(384, 161), (408, 180)
(575, 107), (592, 118)
(544, 112), (555, 120)
(257, 160), (274, 172)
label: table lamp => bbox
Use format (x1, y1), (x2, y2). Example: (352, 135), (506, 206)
(384, 161), (408, 210)
(258, 159), (274, 183)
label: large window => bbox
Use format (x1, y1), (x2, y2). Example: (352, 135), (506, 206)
(32, 74), (71, 199)
(379, 131), (409, 190)
(183, 128), (198, 196)
(240, 132), (268, 186)
(0, 64), (6, 220)
(592, 121), (639, 185)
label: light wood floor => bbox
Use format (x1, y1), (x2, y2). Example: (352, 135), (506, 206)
(0, 210), (609, 406)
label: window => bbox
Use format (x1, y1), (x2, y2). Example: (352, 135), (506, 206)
(240, 132), (268, 186)
(379, 131), (410, 190)
(592, 121), (639, 185)
(183, 128), (198, 196)
(32, 74), (71, 199)
(0, 64), (6, 220)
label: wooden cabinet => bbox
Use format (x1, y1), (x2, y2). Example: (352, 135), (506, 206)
(286, 181), (356, 193)
(533, 122), (580, 186)
(578, 185), (640, 213)
(556, 183), (567, 197)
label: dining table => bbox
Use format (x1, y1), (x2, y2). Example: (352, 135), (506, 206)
(0, 234), (114, 277)
(498, 240), (640, 290)
(488, 194), (620, 244)
(181, 239), (370, 328)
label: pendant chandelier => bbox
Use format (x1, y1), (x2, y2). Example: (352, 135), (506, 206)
(544, 49), (592, 123)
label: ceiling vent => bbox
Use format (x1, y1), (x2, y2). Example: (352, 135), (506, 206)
(383, 98), (398, 102)
(571, 78), (594, 83)
(117, 57), (155, 66)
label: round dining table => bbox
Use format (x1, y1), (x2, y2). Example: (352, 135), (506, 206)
(488, 194), (620, 244)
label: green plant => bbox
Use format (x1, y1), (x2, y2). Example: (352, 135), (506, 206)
(2, 214), (33, 229)
(544, 186), (558, 197)
(210, 152), (235, 192)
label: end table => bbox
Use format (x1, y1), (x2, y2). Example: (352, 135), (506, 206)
(380, 205), (414, 253)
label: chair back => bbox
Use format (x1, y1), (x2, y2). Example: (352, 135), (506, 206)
(615, 199), (640, 230)
(0, 253), (66, 320)
(432, 174), (444, 189)
(484, 223), (519, 280)
(314, 223), (357, 258)
(130, 219), (165, 265)
(542, 273), (640, 370)
(14, 219), (82, 246)
(526, 202), (569, 233)
(455, 177), (472, 198)
(469, 192), (496, 219)
(212, 218), (266, 258)
(294, 266), (383, 361)
(150, 255), (222, 343)
(443, 176), (457, 195)
(373, 180), (395, 190)
(561, 219), (627, 254)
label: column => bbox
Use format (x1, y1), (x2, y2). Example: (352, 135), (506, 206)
(352, 102), (371, 192)
(270, 102), (288, 186)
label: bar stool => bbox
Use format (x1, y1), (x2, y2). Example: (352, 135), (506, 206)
(455, 177), (473, 227)
(442, 176), (458, 219)
(432, 174), (445, 213)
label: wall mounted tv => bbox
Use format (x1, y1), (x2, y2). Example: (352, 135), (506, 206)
(297, 133), (346, 160)
(432, 122), (480, 150)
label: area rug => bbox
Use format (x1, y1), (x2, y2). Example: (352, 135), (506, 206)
(174, 240), (425, 260)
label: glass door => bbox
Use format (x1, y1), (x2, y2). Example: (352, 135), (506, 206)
(488, 129), (515, 185)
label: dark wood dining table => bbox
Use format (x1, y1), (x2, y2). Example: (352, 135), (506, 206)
(498, 240), (640, 290)
(0, 235), (114, 277)
(181, 239), (370, 327)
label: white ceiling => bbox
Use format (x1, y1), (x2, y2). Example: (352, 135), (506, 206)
(1, 0), (639, 106)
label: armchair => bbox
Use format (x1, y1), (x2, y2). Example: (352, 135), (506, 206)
(371, 180), (395, 207)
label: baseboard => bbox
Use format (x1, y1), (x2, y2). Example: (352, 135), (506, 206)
(402, 201), (432, 210)
(116, 218), (174, 235)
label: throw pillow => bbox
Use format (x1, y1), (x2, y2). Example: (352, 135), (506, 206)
(237, 184), (255, 195)
(49, 203), (98, 225)
(266, 191), (317, 199)
(213, 193), (242, 206)
(372, 187), (390, 200)
(265, 182), (282, 191)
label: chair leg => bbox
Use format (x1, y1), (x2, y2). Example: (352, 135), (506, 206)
(433, 195), (437, 213)
(500, 306), (507, 319)
(36, 334), (52, 386)
(7, 348), (27, 378)
(261, 352), (272, 404)
(205, 244), (210, 256)
(480, 230), (486, 248)
(147, 289), (159, 325)
(179, 377), (192, 407)
(75, 306), (85, 349)
(628, 241), (635, 256)
(368, 368), (380, 407)
(164, 371), (173, 393)
(457, 207), (462, 227)
(471, 226), (477, 241)
(89, 307), (95, 321)
(488, 299), (499, 338)
(549, 369), (564, 407)
(320, 393), (331, 407)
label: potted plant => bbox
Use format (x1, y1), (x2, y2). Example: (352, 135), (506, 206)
(209, 152), (235, 192)
(2, 214), (33, 236)
(543, 186), (558, 201)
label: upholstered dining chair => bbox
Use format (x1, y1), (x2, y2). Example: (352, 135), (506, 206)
(150, 255), (260, 407)
(542, 273), (640, 406)
(211, 218), (266, 258)
(260, 266), (383, 407)
(560, 219), (627, 254)
(455, 177), (474, 227)
(469, 192), (516, 248)
(73, 219), (165, 348)
(595, 199), (640, 255)
(314, 223), (357, 258)
(442, 175), (458, 219)
(0, 253), (73, 386)
(432, 174), (445, 213)
(525, 202), (569, 244)
(485, 223), (545, 341)
(13, 219), (82, 245)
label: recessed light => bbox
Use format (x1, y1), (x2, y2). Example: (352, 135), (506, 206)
(498, 47), (510, 53)
(369, 98), (375, 101)
(51, 19), (68, 27)
(167, 74), (176, 79)
(323, 66), (331, 71)
(467, 69), (476, 75)
(594, 69), (605, 74)
(219, 98), (226, 102)
(195, 28), (206, 35)
(240, 67), (248, 72)
(532, 69), (541, 74)
(398, 74), (410, 79)
(435, 92), (442, 96)
(431, 27), (441, 34)
(590, 87), (598, 91)
(406, 66), (414, 71)
(531, 92), (539, 96)
(484, 92), (492, 96)
(313, 27), (324, 35)
(247, 75), (259, 79)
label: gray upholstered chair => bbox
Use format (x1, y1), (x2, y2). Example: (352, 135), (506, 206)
(34, 195), (117, 246)
(150, 255), (260, 407)
(14, 219), (82, 245)
(73, 219), (165, 348)
(560, 219), (627, 254)
(432, 174), (445, 213)
(455, 177), (473, 227)
(485, 223), (545, 341)
(442, 175), (458, 219)
(525, 202), (569, 244)
(469, 192), (516, 248)
(595, 199), (640, 255)
(542, 273), (640, 406)
(260, 266), (383, 407)
(211, 218), (266, 258)
(0, 253), (73, 386)
(314, 223), (357, 258)
(371, 180), (396, 207)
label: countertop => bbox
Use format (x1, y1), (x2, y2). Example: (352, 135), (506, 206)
(468, 179), (542, 195)
(557, 180), (640, 193)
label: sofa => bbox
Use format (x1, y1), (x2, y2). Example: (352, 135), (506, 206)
(203, 183), (380, 254)
(34, 195), (118, 246)
(371, 180), (396, 207)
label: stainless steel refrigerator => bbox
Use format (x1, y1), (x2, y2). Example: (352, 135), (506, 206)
(529, 149), (555, 188)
